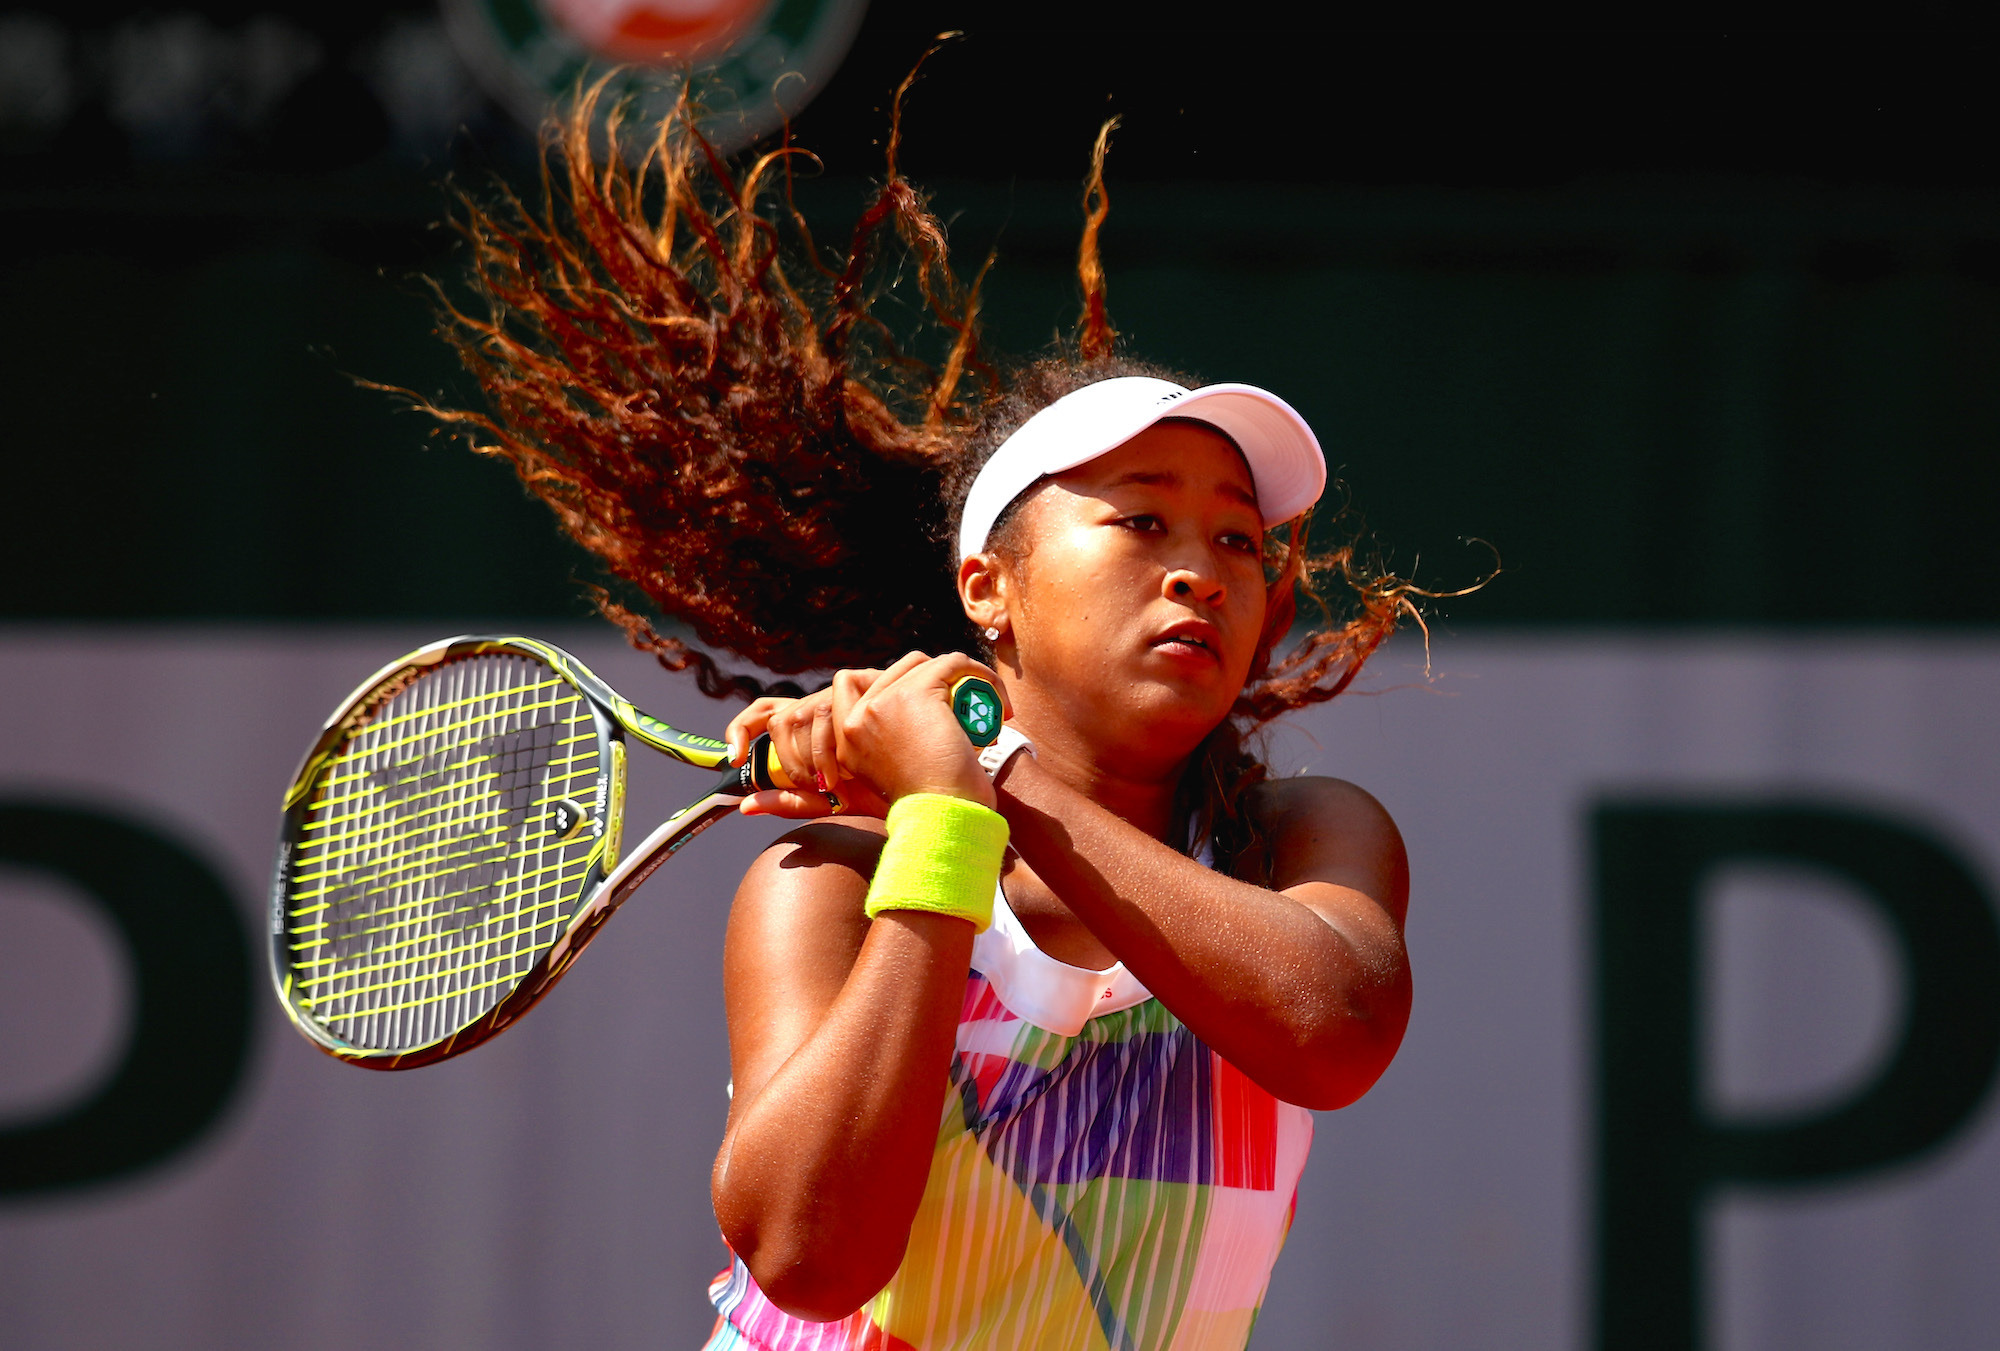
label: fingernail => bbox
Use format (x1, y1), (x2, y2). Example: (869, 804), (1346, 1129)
(813, 770), (829, 794)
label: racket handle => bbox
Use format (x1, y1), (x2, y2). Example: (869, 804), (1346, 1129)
(743, 735), (791, 791)
(949, 676), (1004, 748)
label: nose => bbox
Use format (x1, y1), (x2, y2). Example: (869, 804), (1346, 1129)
(1163, 559), (1225, 608)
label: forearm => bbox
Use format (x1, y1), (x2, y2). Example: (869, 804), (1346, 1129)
(714, 911), (971, 1319)
(996, 758), (1409, 1107)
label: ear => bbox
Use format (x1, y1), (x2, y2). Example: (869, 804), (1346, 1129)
(958, 551), (1010, 635)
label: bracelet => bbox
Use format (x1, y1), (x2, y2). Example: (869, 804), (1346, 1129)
(863, 793), (1010, 932)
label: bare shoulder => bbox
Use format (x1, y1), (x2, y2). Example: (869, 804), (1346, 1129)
(1245, 776), (1409, 925)
(735, 817), (889, 916)
(1247, 774), (1399, 844)
(729, 818), (889, 966)
(724, 818), (892, 1107)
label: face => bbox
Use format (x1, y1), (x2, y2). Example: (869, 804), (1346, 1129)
(966, 420), (1270, 765)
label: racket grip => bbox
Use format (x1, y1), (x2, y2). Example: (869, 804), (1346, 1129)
(747, 734), (791, 791)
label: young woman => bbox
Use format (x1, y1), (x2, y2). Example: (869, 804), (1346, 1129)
(424, 83), (1419, 1351)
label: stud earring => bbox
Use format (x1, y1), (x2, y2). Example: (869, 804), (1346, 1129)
(983, 625), (1002, 641)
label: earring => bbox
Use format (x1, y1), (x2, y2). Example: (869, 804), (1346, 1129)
(983, 625), (1002, 642)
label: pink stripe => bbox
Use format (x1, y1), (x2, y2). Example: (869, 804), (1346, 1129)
(958, 973), (1015, 1024)
(714, 1260), (882, 1351)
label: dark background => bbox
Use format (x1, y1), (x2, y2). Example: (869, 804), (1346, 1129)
(3, 2), (1996, 625)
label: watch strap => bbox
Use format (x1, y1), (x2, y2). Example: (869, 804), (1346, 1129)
(976, 724), (1033, 778)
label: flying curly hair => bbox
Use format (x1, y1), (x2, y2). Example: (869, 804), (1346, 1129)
(401, 72), (1430, 877)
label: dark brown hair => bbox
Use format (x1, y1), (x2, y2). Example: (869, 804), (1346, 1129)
(406, 78), (1425, 875)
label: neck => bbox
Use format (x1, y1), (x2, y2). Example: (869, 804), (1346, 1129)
(999, 678), (1194, 843)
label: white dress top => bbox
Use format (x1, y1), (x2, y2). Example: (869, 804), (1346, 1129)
(970, 886), (1155, 1035)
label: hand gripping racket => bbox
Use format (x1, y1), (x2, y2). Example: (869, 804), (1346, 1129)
(269, 635), (1005, 1070)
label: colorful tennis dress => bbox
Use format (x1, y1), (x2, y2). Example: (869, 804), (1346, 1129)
(702, 873), (1315, 1351)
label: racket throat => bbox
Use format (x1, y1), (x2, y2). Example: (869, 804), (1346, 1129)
(598, 793), (739, 908)
(596, 744), (776, 909)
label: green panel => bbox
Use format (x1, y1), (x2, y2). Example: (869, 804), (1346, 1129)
(0, 217), (592, 621)
(2, 180), (1996, 625)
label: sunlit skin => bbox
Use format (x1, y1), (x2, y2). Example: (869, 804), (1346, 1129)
(707, 421), (1412, 1321)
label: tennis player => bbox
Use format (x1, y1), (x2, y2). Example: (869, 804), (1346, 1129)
(426, 84), (1417, 1351)
(705, 372), (1412, 1350)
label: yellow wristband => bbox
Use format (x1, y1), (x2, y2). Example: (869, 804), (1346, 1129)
(863, 793), (1010, 933)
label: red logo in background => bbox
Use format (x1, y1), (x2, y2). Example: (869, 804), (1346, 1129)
(542, 0), (770, 63)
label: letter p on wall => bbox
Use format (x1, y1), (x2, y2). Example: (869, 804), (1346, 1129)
(1590, 802), (2000, 1351)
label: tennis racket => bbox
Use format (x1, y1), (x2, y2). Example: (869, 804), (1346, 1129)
(269, 634), (1005, 1070)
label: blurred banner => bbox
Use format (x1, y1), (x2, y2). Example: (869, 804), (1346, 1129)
(443, 0), (870, 150)
(0, 1), (866, 164)
(2, 627), (1996, 1351)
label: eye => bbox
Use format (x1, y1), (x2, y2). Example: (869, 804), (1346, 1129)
(1117, 513), (1165, 533)
(1219, 530), (1261, 554)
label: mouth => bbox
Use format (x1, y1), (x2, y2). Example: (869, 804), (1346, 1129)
(1149, 622), (1222, 663)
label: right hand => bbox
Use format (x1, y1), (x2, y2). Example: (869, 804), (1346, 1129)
(828, 652), (1007, 811)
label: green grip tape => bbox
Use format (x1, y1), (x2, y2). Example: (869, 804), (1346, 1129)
(949, 677), (1003, 747)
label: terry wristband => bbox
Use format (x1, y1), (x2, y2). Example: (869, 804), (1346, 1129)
(863, 793), (1010, 932)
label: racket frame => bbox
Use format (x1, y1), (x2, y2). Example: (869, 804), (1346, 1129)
(269, 634), (766, 1071)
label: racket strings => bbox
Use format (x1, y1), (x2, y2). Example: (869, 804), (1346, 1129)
(283, 652), (605, 1052)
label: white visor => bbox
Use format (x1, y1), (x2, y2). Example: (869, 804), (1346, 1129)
(957, 376), (1328, 561)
